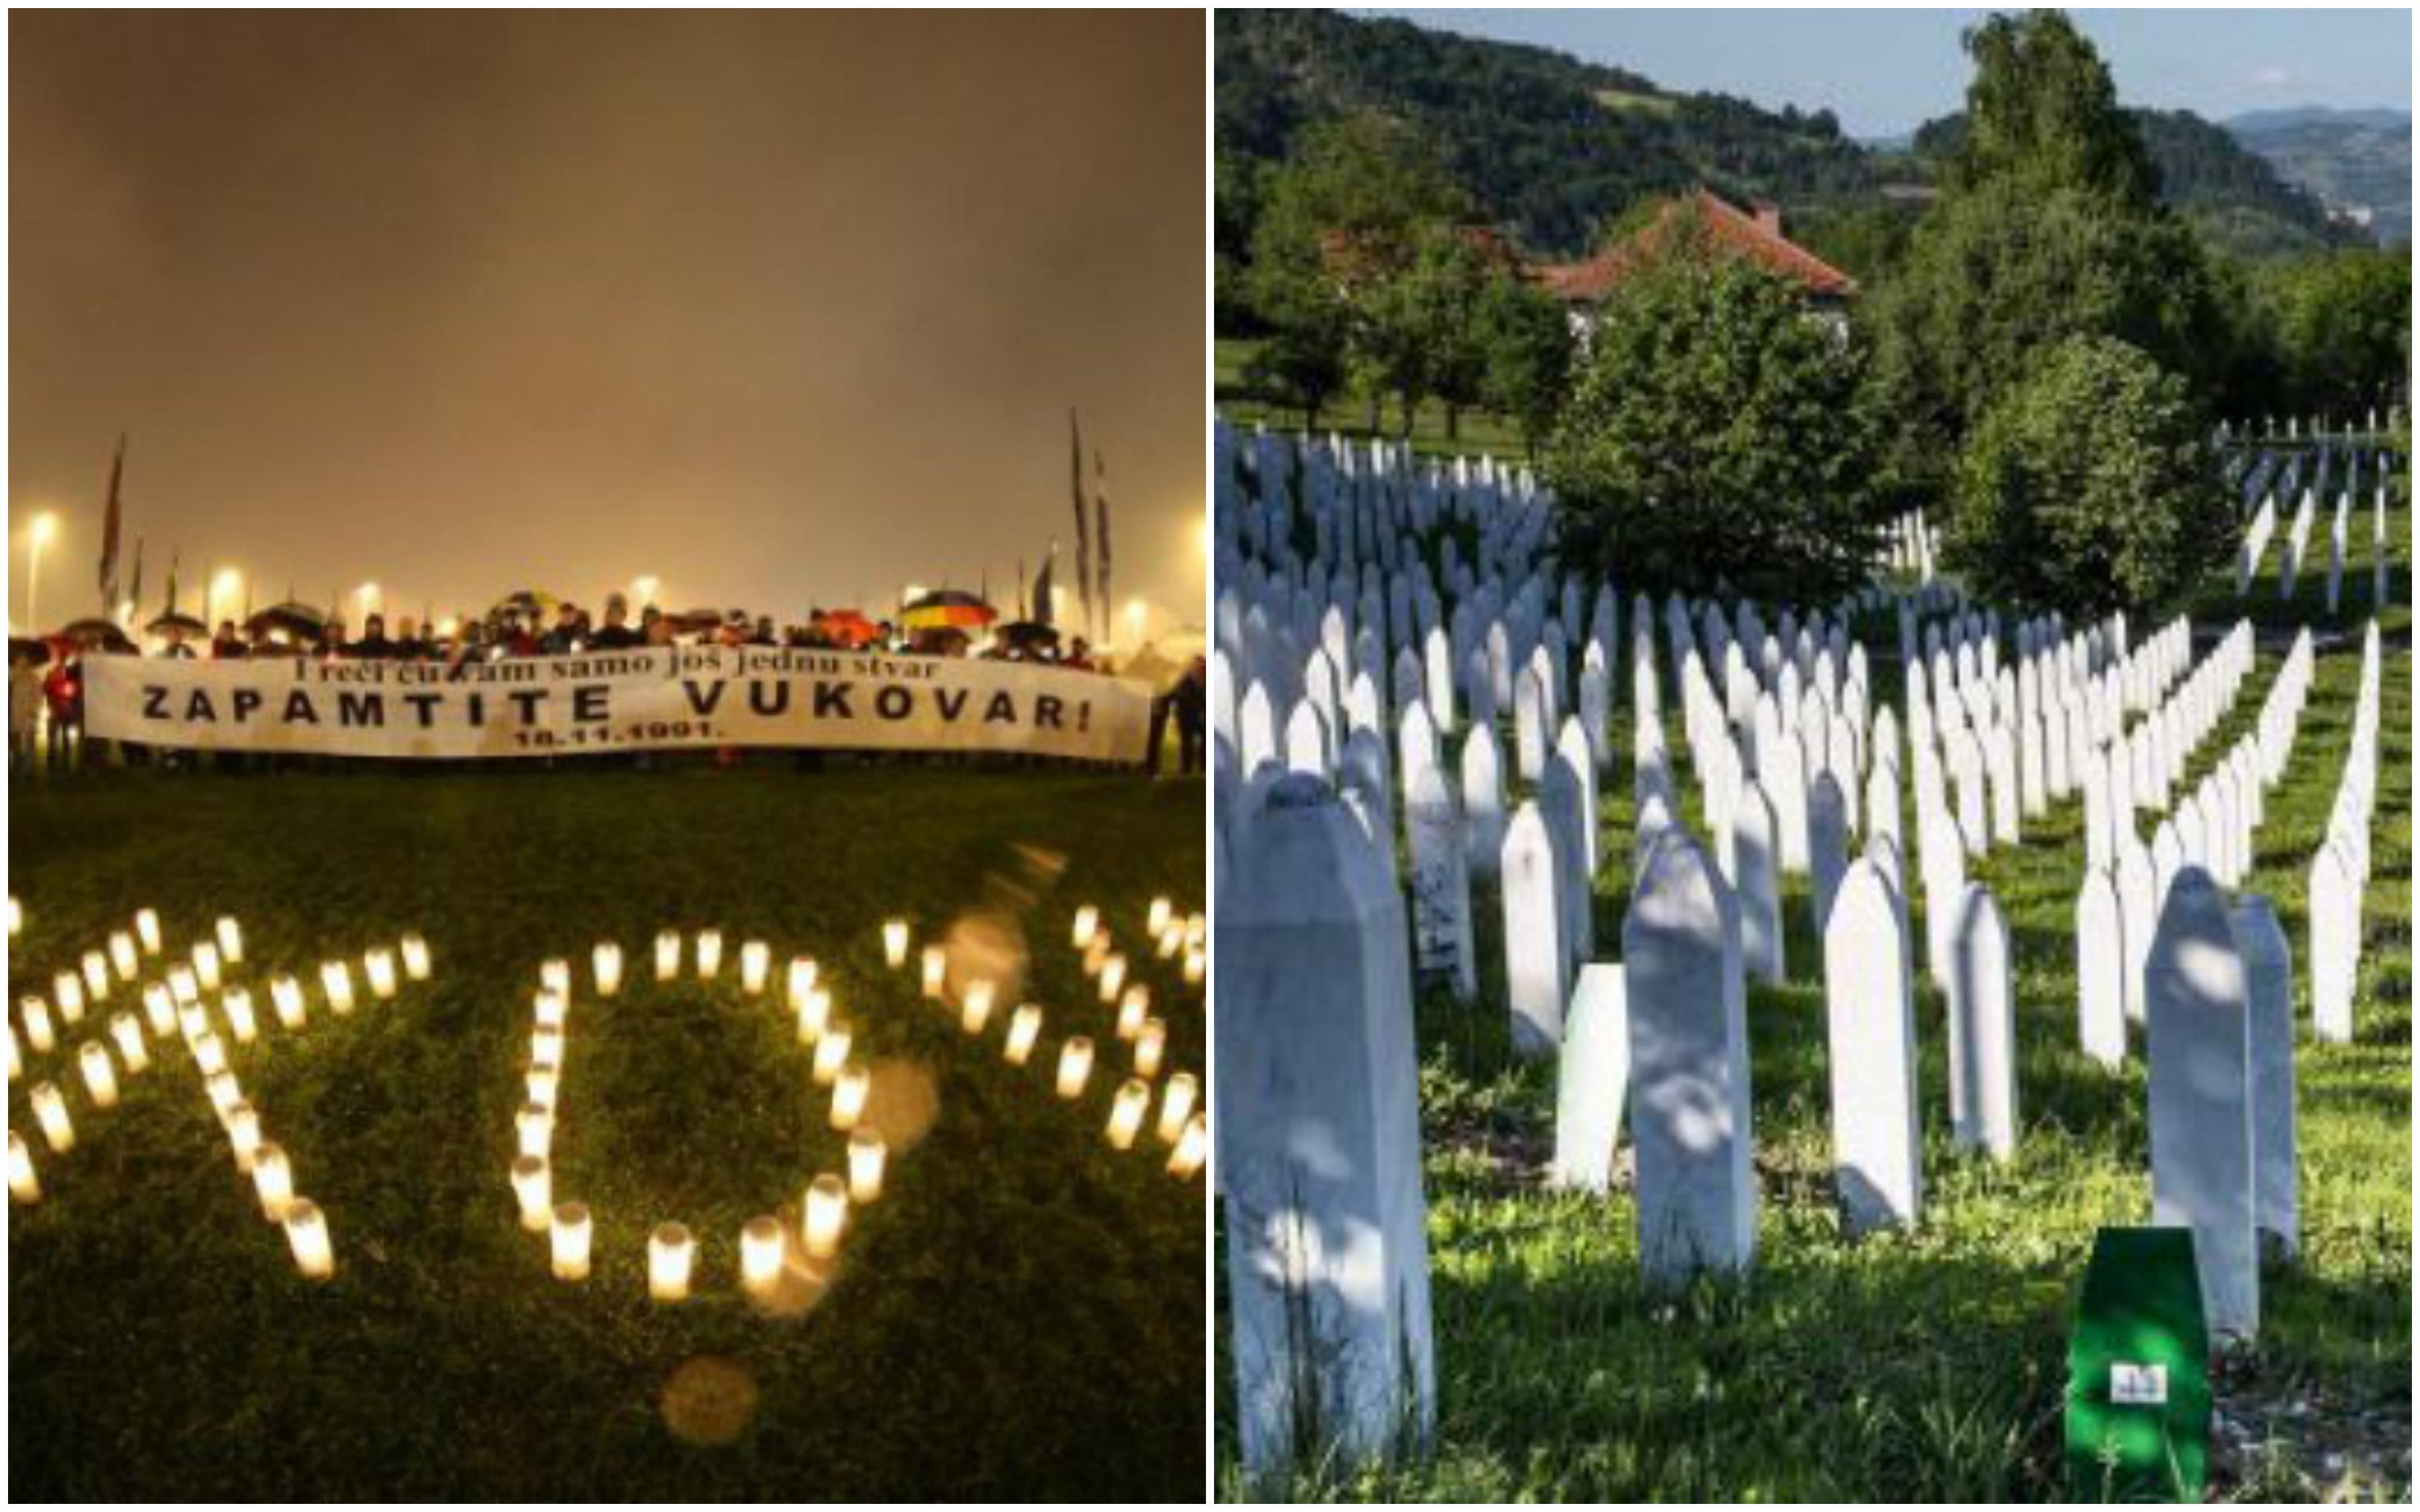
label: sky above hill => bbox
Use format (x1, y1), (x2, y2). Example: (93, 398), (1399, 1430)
(1358, 8), (2412, 139)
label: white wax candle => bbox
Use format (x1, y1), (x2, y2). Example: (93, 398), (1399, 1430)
(364, 950), (399, 1001)
(401, 934), (432, 981)
(8, 1130), (41, 1203)
(960, 979), (996, 1035)
(1072, 905), (1100, 948)
(192, 943), (222, 993)
(1056, 1038), (1094, 1099)
(848, 1131), (888, 1204)
(654, 929), (681, 982)
(812, 1030), (852, 1086)
(77, 1042), (118, 1109)
(1168, 1116), (1209, 1179)
(592, 942), (624, 997)
(511, 1156), (552, 1233)
(694, 929), (723, 979)
(803, 1175), (848, 1260)
(222, 988), (258, 1044)
(740, 941), (770, 995)
(285, 1199), (335, 1280)
(253, 1143), (295, 1220)
(882, 920), (910, 968)
(134, 908), (162, 954)
(1106, 1079), (1151, 1150)
(740, 1215), (787, 1300)
(1157, 1073), (1199, 1144)
(270, 975), (306, 1030)
(830, 1064), (871, 1130)
(551, 1203), (592, 1282)
(320, 961), (356, 1014)
(1004, 1005), (1043, 1066)
(920, 946), (946, 1000)
(30, 1083), (74, 1152)
(216, 916), (245, 965)
(651, 1222), (696, 1303)
(108, 1013), (148, 1073)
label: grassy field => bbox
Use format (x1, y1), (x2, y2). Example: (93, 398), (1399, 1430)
(9, 761), (1205, 1501)
(1216, 489), (2411, 1499)
(1216, 337), (1535, 461)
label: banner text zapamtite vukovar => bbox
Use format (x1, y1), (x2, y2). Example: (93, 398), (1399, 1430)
(82, 645), (1155, 764)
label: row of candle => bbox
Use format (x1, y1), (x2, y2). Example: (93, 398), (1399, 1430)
(516, 936), (892, 1303)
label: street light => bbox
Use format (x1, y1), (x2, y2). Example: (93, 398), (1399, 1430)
(208, 568), (242, 628)
(356, 581), (380, 620)
(631, 575), (660, 609)
(1125, 597), (1147, 644)
(25, 513), (57, 634)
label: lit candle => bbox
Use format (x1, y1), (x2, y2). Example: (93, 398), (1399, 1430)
(53, 973), (85, 1024)
(592, 942), (624, 997)
(108, 931), (139, 982)
(193, 1034), (230, 1078)
(795, 989), (831, 1045)
(1082, 935), (1112, 977)
(787, 957), (819, 1010)
(1134, 1018), (1167, 1079)
(882, 920), (910, 968)
(21, 997), (56, 1052)
(167, 967), (198, 1007)
(269, 975), (306, 1030)
(364, 949), (399, 1001)
(1055, 1038), (1094, 1099)
(830, 1064), (871, 1130)
(511, 1156), (552, 1232)
(695, 929), (723, 979)
(813, 1030), (852, 1086)
(1168, 1116), (1209, 1179)
(1072, 905), (1100, 948)
(1005, 1005), (1043, 1066)
(400, 933), (432, 981)
(533, 989), (568, 1030)
(526, 1068), (559, 1111)
(179, 1003), (212, 1046)
(740, 1215), (787, 1300)
(740, 941), (770, 995)
(848, 1131), (888, 1204)
(1116, 986), (1151, 1040)
(530, 1027), (565, 1071)
(192, 942), (223, 993)
(108, 1013), (149, 1073)
(215, 916), (245, 965)
(8, 1131), (40, 1203)
(4, 896), (19, 936)
(803, 1175), (848, 1260)
(226, 1101), (264, 1169)
(516, 1103), (554, 1160)
(143, 982), (177, 1036)
(253, 1143), (294, 1220)
(134, 908), (162, 954)
(3, 1024), (17, 1081)
(77, 1042), (119, 1109)
(285, 1199), (335, 1280)
(1098, 956), (1128, 1005)
(222, 988), (258, 1045)
(1147, 896), (1172, 936)
(920, 945), (946, 1000)
(1157, 1073), (1199, 1144)
(960, 979), (996, 1034)
(320, 961), (356, 1014)
(30, 1082), (74, 1152)
(79, 951), (110, 1001)
(650, 1222), (696, 1303)
(654, 929), (681, 982)
(531, 959), (567, 999)
(204, 1069), (243, 1119)
(1156, 925), (1183, 960)
(1183, 950), (1206, 987)
(551, 1202), (593, 1282)
(1107, 1079), (1151, 1150)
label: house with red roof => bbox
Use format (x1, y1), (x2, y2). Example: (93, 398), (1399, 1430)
(1536, 187), (1858, 335)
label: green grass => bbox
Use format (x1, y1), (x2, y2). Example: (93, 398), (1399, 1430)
(9, 761), (1206, 1501)
(1216, 486), (2411, 1500)
(1216, 338), (1535, 461)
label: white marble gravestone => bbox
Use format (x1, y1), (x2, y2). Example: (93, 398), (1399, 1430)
(1625, 831), (1755, 1287)
(1824, 859), (1923, 1232)
(2145, 866), (2258, 1340)
(2076, 866), (2127, 1069)
(1550, 964), (1629, 1193)
(2232, 894), (2298, 1260)
(1946, 882), (2018, 1161)
(1723, 777), (1785, 984)
(1808, 770), (1849, 937)
(1406, 764), (1476, 1003)
(1217, 775), (1436, 1474)
(1501, 800), (1569, 1057)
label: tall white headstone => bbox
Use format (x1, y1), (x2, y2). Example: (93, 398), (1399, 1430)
(1550, 964), (1629, 1193)
(1946, 883), (2018, 1161)
(1501, 800), (1569, 1057)
(2232, 894), (2298, 1260)
(1824, 859), (1923, 1232)
(2145, 866), (2258, 1340)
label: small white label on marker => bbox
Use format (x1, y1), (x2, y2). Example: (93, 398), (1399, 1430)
(2111, 1362), (2168, 1406)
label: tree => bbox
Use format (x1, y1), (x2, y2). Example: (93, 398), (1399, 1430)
(1476, 270), (1574, 457)
(1545, 255), (1888, 603)
(1946, 10), (2159, 205)
(2263, 246), (2412, 419)
(1945, 335), (2231, 616)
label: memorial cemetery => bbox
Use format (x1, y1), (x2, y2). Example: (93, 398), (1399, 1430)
(1209, 421), (2408, 1498)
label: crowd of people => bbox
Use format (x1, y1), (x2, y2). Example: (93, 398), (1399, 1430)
(10, 593), (1208, 775)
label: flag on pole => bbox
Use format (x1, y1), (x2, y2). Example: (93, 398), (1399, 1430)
(98, 435), (126, 611)
(1093, 448), (1113, 643)
(128, 534), (145, 620)
(1069, 409), (1092, 641)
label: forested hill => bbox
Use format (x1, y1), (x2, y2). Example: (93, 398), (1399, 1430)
(1218, 8), (2370, 261)
(1914, 108), (2368, 258)
(1215, 8), (1885, 257)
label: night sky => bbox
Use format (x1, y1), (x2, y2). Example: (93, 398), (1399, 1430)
(10, 10), (1204, 638)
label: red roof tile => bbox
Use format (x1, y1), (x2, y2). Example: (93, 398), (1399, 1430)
(1539, 188), (1857, 304)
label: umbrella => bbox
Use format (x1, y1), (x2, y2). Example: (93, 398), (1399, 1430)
(994, 620), (1061, 651)
(493, 590), (563, 622)
(908, 626), (973, 655)
(811, 609), (883, 649)
(145, 610), (208, 638)
(58, 618), (136, 653)
(900, 589), (998, 632)
(246, 601), (327, 641)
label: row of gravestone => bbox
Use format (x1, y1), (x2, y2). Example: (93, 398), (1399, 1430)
(2242, 485), (2391, 613)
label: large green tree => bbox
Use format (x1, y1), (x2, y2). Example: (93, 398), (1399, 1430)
(1945, 335), (2231, 616)
(1545, 253), (1888, 603)
(2262, 246), (2413, 421)
(1476, 269), (1574, 457)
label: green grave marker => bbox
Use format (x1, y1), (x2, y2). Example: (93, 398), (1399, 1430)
(2065, 1226), (2212, 1502)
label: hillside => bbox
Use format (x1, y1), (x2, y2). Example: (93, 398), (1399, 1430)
(1218, 9), (2377, 264)
(2228, 107), (2412, 245)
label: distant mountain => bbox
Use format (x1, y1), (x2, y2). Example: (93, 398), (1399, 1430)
(2224, 107), (2410, 245)
(1216, 9), (1894, 257)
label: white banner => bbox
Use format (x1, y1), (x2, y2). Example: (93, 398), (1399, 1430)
(83, 646), (1154, 764)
